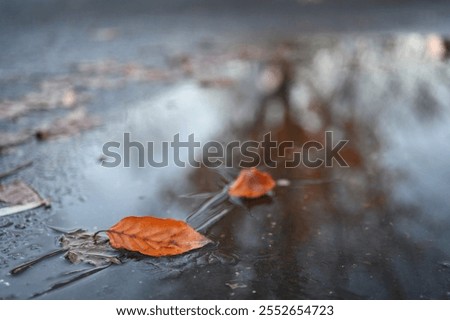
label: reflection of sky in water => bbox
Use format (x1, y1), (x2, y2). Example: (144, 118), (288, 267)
(292, 34), (450, 262)
(293, 33), (450, 217)
(81, 33), (450, 262)
(71, 82), (240, 227)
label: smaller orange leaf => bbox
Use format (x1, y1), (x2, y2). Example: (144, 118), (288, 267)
(106, 216), (211, 257)
(228, 167), (275, 198)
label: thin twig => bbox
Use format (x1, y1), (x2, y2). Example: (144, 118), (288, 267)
(10, 249), (67, 275)
(93, 230), (109, 244)
(186, 187), (232, 231)
(0, 161), (33, 180)
(30, 263), (111, 299)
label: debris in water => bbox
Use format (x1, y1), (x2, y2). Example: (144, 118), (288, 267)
(198, 77), (234, 88)
(10, 249), (66, 275)
(0, 131), (32, 150)
(276, 178), (291, 187)
(185, 188), (232, 231)
(31, 264), (111, 299)
(0, 180), (44, 205)
(10, 228), (119, 276)
(0, 201), (49, 218)
(60, 229), (121, 266)
(426, 34), (450, 60)
(0, 101), (28, 120)
(24, 80), (81, 110)
(0, 161), (33, 180)
(225, 282), (247, 290)
(36, 108), (100, 140)
(228, 167), (276, 198)
(0, 180), (49, 217)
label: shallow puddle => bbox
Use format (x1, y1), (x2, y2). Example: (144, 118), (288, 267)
(1, 30), (450, 299)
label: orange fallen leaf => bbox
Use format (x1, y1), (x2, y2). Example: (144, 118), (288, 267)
(228, 167), (275, 198)
(106, 216), (212, 257)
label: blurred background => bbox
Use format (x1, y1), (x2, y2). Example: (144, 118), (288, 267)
(0, 0), (450, 299)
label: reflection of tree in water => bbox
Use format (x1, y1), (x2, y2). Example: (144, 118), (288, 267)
(181, 37), (450, 298)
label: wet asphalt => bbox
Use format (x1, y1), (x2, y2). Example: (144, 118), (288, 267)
(1, 0), (450, 299)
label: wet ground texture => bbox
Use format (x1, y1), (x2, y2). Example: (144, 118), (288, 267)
(1, 0), (450, 299)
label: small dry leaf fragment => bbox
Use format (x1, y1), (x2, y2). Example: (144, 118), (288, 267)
(76, 59), (123, 75)
(199, 77), (234, 88)
(0, 131), (32, 150)
(106, 216), (212, 257)
(60, 230), (121, 266)
(0, 101), (29, 120)
(0, 201), (48, 218)
(36, 108), (100, 140)
(0, 180), (43, 205)
(228, 167), (276, 198)
(426, 34), (449, 60)
(0, 180), (49, 217)
(61, 89), (77, 107)
(123, 64), (171, 82)
(76, 60), (170, 83)
(24, 80), (80, 110)
(225, 282), (247, 290)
